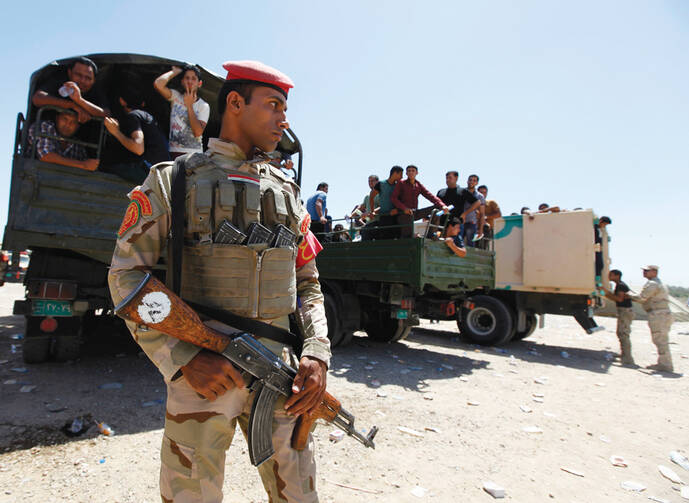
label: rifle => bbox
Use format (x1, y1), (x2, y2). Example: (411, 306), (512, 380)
(114, 273), (378, 466)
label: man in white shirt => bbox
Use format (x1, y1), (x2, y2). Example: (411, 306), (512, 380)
(154, 64), (210, 157)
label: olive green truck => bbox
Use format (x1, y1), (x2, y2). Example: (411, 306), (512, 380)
(316, 209), (611, 347)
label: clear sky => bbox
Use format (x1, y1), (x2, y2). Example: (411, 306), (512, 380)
(1, 1), (687, 285)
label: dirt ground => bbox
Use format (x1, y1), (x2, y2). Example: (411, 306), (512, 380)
(0, 282), (687, 503)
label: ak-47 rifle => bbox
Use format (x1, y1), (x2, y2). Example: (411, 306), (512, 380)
(114, 273), (378, 466)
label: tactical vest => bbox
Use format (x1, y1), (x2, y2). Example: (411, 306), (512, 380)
(177, 153), (304, 319)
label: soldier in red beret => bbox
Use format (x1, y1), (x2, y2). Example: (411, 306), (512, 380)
(109, 61), (329, 502)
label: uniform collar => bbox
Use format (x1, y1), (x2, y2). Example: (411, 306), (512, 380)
(207, 138), (247, 161)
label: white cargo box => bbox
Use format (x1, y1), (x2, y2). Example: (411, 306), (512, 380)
(492, 210), (608, 296)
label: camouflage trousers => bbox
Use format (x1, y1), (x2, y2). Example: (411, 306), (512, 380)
(160, 377), (318, 503)
(648, 310), (673, 371)
(615, 307), (635, 364)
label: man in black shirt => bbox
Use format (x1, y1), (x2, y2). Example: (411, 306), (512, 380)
(32, 56), (110, 123)
(603, 269), (635, 365)
(102, 87), (170, 184)
(436, 171), (481, 230)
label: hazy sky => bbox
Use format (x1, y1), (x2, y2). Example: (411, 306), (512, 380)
(1, 1), (687, 284)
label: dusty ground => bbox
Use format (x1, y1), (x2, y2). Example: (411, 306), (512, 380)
(0, 282), (687, 503)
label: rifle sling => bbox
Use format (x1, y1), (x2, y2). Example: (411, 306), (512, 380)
(185, 299), (303, 356)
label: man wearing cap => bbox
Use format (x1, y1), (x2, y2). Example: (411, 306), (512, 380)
(627, 265), (674, 372)
(109, 60), (329, 502)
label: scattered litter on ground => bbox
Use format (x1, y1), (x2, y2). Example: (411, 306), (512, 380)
(397, 426), (424, 438)
(658, 465), (684, 484)
(329, 430), (344, 443)
(400, 369), (410, 375)
(341, 363), (351, 368)
(600, 435), (611, 443)
(422, 394), (433, 400)
(467, 400), (480, 406)
(459, 376), (469, 382)
(533, 397), (544, 403)
(528, 349), (541, 356)
(532, 392), (544, 398)
(370, 380), (381, 388)
(610, 455), (628, 467)
(10, 345), (19, 354)
(19, 385), (36, 393)
(543, 412), (557, 418)
(10, 334), (23, 340)
(64, 417), (86, 436)
(520, 405), (532, 413)
(10, 367), (28, 373)
(441, 364), (454, 370)
(376, 390), (387, 398)
(364, 365), (374, 370)
(620, 480), (646, 492)
(670, 451), (689, 471)
(534, 378), (547, 385)
(509, 355), (517, 365)
(424, 426), (440, 433)
(681, 485), (689, 499)
(324, 479), (382, 494)
(594, 382), (606, 387)
(561, 351), (570, 359)
(3, 379), (16, 385)
(96, 421), (114, 436)
(482, 481), (505, 498)
(522, 426), (543, 434)
(141, 399), (164, 407)
(98, 382), (123, 390)
(647, 496), (670, 503)
(560, 467), (585, 477)
(411, 485), (428, 498)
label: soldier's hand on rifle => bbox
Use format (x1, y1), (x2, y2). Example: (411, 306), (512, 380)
(181, 349), (245, 401)
(284, 356), (327, 416)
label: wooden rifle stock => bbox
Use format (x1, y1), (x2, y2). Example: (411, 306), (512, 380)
(292, 393), (341, 450)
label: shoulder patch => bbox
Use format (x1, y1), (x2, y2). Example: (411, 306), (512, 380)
(131, 190), (152, 216)
(300, 214), (311, 234)
(118, 200), (141, 237)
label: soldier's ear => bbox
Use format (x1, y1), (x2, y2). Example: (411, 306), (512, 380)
(227, 91), (244, 113)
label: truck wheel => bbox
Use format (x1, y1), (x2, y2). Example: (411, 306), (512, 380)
(324, 292), (344, 347)
(22, 316), (51, 363)
(50, 317), (83, 362)
(458, 295), (514, 346)
(364, 309), (410, 343)
(513, 313), (537, 341)
(52, 335), (82, 362)
(23, 336), (52, 363)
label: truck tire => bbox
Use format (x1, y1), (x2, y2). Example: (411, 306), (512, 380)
(458, 295), (514, 346)
(23, 336), (51, 363)
(364, 309), (411, 343)
(513, 312), (537, 341)
(50, 317), (83, 362)
(22, 316), (51, 363)
(324, 292), (344, 347)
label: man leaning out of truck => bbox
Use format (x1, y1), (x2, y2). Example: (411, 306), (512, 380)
(28, 109), (99, 172)
(442, 216), (467, 258)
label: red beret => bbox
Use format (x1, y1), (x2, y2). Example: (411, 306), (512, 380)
(222, 60), (294, 97)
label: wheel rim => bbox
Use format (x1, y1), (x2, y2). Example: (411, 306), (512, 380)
(466, 307), (496, 336)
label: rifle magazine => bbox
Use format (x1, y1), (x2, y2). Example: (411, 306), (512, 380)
(248, 382), (280, 466)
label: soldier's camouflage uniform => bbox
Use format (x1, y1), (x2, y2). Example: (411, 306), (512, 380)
(630, 277), (673, 372)
(109, 138), (330, 502)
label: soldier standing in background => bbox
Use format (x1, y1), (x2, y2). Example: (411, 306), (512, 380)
(628, 265), (674, 372)
(602, 269), (635, 365)
(109, 60), (330, 502)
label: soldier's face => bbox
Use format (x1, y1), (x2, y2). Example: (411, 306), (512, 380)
(239, 86), (289, 153)
(68, 63), (95, 93)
